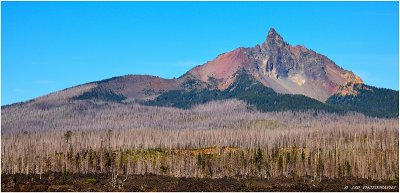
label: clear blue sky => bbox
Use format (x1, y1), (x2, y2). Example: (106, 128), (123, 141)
(2, 1), (399, 105)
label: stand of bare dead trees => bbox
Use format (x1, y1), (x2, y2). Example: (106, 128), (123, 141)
(1, 100), (398, 180)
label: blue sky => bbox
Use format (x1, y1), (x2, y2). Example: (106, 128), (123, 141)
(2, 1), (399, 105)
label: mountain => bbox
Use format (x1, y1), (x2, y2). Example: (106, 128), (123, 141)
(3, 28), (398, 118)
(184, 28), (362, 102)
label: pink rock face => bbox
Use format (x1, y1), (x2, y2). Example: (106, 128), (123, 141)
(289, 45), (308, 59)
(325, 81), (340, 96)
(190, 48), (249, 83)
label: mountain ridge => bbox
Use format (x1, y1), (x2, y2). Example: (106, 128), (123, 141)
(3, 28), (398, 118)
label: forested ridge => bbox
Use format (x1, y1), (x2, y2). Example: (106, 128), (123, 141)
(144, 72), (398, 118)
(326, 83), (399, 118)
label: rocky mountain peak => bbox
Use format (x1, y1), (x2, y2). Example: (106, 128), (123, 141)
(266, 27), (279, 38)
(182, 27), (364, 102)
(265, 28), (288, 47)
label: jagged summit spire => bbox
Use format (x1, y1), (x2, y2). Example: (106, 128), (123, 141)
(266, 27), (281, 39)
(268, 27), (278, 35)
(265, 27), (287, 46)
